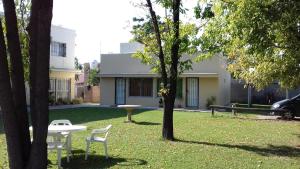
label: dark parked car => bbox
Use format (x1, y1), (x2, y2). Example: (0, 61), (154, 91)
(271, 94), (300, 119)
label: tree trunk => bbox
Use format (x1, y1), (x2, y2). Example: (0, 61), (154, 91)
(2, 0), (31, 166)
(27, 0), (53, 168)
(146, 0), (181, 141)
(162, 0), (181, 141)
(162, 96), (175, 140)
(0, 18), (24, 169)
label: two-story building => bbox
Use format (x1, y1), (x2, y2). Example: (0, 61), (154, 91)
(99, 43), (231, 109)
(49, 25), (78, 101)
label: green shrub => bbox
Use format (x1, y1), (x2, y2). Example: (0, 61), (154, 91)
(62, 99), (71, 105)
(206, 96), (216, 109)
(49, 95), (55, 105)
(56, 98), (64, 105)
(72, 98), (83, 104)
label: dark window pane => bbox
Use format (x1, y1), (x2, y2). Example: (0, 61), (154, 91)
(176, 79), (183, 98)
(129, 78), (153, 96)
(142, 78), (153, 96)
(129, 79), (140, 96)
(50, 41), (66, 57)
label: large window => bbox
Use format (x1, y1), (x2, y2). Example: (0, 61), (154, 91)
(157, 78), (183, 98)
(49, 78), (71, 100)
(51, 41), (66, 57)
(129, 78), (153, 96)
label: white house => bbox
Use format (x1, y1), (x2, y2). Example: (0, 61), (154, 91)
(49, 25), (78, 101)
(99, 43), (231, 108)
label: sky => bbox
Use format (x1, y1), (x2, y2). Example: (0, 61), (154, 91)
(52, 0), (198, 64)
(52, 0), (144, 63)
(1, 0), (198, 63)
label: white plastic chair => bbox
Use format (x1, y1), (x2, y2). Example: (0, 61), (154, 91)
(50, 120), (73, 154)
(47, 132), (70, 168)
(85, 125), (112, 160)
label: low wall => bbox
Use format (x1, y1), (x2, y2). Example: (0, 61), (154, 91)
(77, 86), (100, 103)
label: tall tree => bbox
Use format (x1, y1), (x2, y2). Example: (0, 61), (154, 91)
(2, 0), (31, 166)
(0, 0), (53, 168)
(0, 16), (25, 169)
(132, 0), (199, 140)
(27, 0), (53, 168)
(197, 0), (300, 90)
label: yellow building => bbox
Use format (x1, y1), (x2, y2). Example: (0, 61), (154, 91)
(48, 25), (78, 101)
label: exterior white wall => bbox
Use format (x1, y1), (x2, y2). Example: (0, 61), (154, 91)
(50, 25), (76, 70)
(101, 53), (153, 76)
(120, 42), (144, 53)
(100, 51), (231, 108)
(100, 77), (185, 107)
(100, 53), (222, 76)
(217, 55), (231, 106)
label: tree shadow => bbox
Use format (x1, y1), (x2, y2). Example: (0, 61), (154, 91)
(0, 113), (3, 134)
(49, 107), (153, 125)
(132, 121), (161, 125)
(55, 150), (147, 169)
(175, 139), (300, 158)
(0, 107), (154, 134)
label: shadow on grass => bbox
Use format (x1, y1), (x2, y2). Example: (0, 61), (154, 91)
(49, 107), (153, 125)
(175, 139), (300, 158)
(232, 116), (300, 122)
(132, 121), (161, 125)
(56, 150), (147, 169)
(0, 108), (154, 134)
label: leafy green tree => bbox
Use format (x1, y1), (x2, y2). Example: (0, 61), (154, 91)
(0, 0), (53, 168)
(88, 69), (100, 86)
(75, 57), (83, 70)
(132, 0), (200, 140)
(197, 0), (300, 89)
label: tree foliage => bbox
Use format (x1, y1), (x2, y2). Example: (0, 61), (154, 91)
(88, 68), (100, 86)
(132, 17), (198, 74)
(131, 0), (201, 140)
(75, 57), (83, 70)
(0, 0), (53, 168)
(1, 0), (31, 81)
(198, 0), (300, 89)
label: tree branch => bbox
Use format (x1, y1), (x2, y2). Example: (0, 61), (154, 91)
(146, 0), (168, 87)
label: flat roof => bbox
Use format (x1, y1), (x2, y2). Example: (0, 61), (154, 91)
(99, 73), (219, 78)
(50, 68), (81, 73)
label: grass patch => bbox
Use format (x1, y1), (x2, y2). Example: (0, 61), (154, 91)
(0, 108), (299, 169)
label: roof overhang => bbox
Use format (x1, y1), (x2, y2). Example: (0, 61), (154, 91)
(50, 68), (81, 73)
(99, 73), (219, 78)
(100, 73), (159, 78)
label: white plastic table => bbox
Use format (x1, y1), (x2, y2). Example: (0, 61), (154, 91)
(30, 125), (87, 150)
(117, 105), (141, 123)
(30, 125), (87, 133)
(47, 125), (87, 133)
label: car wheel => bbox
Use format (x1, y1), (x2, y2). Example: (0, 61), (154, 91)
(282, 108), (295, 120)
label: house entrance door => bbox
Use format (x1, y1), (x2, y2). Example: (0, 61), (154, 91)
(186, 78), (199, 107)
(115, 78), (126, 105)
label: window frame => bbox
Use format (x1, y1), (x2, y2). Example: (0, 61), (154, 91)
(51, 41), (67, 57)
(129, 78), (153, 97)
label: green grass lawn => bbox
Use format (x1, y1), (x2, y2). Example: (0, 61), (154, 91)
(0, 108), (299, 169)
